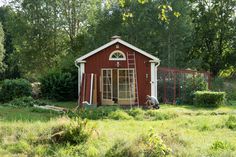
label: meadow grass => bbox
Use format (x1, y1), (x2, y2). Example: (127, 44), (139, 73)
(0, 102), (236, 156)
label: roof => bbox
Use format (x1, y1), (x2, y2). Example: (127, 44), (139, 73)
(75, 38), (160, 63)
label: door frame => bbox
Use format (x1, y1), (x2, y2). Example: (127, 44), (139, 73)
(101, 68), (113, 105)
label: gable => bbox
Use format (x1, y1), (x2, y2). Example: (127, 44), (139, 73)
(75, 39), (160, 63)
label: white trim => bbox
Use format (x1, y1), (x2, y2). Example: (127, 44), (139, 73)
(118, 69), (135, 100)
(75, 39), (160, 63)
(80, 63), (85, 81)
(150, 62), (156, 97)
(101, 69), (113, 101)
(90, 73), (94, 104)
(109, 50), (126, 61)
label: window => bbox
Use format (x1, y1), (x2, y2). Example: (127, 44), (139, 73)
(109, 50), (126, 61)
(102, 69), (112, 99)
(118, 69), (135, 99)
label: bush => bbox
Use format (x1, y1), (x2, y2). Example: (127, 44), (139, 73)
(50, 118), (93, 145)
(108, 110), (133, 120)
(0, 79), (32, 102)
(127, 108), (145, 120)
(211, 140), (235, 151)
(105, 129), (172, 157)
(2, 96), (47, 107)
(184, 76), (208, 104)
(40, 70), (75, 101)
(225, 115), (236, 130)
(193, 91), (226, 107)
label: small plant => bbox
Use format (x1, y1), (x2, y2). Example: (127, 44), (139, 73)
(225, 115), (236, 130)
(140, 129), (172, 157)
(127, 108), (145, 120)
(211, 140), (235, 151)
(108, 110), (133, 120)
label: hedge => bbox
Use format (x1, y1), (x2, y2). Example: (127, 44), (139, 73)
(0, 79), (32, 102)
(194, 91), (226, 107)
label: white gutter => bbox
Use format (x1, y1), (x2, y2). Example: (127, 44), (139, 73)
(75, 61), (81, 101)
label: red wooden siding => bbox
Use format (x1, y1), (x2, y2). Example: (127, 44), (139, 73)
(84, 43), (151, 105)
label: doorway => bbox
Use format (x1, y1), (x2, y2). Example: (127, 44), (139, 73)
(101, 68), (135, 105)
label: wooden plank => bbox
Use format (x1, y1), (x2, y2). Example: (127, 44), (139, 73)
(93, 74), (97, 104)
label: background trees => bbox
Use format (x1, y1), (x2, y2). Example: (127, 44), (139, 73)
(0, 22), (5, 72)
(0, 0), (235, 80)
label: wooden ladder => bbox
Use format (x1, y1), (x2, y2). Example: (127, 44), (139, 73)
(127, 52), (139, 107)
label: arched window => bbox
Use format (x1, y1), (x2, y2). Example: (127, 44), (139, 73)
(109, 50), (126, 61)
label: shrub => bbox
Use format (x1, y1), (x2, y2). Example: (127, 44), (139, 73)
(183, 76), (208, 104)
(50, 118), (93, 145)
(127, 108), (145, 120)
(211, 140), (235, 151)
(193, 91), (226, 107)
(105, 129), (172, 157)
(3, 96), (47, 107)
(108, 110), (133, 120)
(0, 79), (32, 102)
(225, 115), (236, 130)
(40, 70), (75, 101)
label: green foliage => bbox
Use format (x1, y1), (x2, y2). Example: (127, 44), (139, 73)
(108, 110), (133, 120)
(127, 108), (145, 120)
(0, 22), (6, 73)
(78, 107), (179, 121)
(194, 91), (226, 108)
(0, 79), (32, 102)
(40, 70), (75, 101)
(189, 0), (236, 76)
(2, 96), (46, 107)
(184, 76), (208, 104)
(225, 115), (236, 130)
(50, 118), (93, 145)
(145, 110), (178, 120)
(211, 140), (235, 151)
(105, 129), (172, 157)
(79, 106), (120, 120)
(140, 129), (172, 156)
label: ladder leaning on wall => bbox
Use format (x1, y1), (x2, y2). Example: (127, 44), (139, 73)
(127, 52), (139, 108)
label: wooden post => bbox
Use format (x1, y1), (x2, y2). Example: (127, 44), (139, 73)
(163, 73), (167, 103)
(173, 72), (176, 104)
(93, 74), (97, 105)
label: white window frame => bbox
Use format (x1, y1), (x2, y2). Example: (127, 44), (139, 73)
(118, 69), (135, 100)
(101, 69), (113, 100)
(109, 50), (126, 61)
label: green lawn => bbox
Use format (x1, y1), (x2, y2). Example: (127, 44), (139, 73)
(0, 102), (236, 156)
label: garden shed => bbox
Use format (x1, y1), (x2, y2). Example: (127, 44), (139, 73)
(75, 36), (160, 106)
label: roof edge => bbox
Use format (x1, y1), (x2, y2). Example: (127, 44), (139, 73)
(75, 38), (160, 62)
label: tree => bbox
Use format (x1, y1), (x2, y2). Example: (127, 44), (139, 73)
(0, 22), (6, 72)
(189, 0), (236, 76)
(0, 6), (21, 80)
(82, 0), (192, 68)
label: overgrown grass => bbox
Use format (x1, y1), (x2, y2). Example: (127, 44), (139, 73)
(0, 102), (236, 156)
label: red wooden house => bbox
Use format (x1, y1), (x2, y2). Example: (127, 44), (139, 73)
(75, 36), (160, 106)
